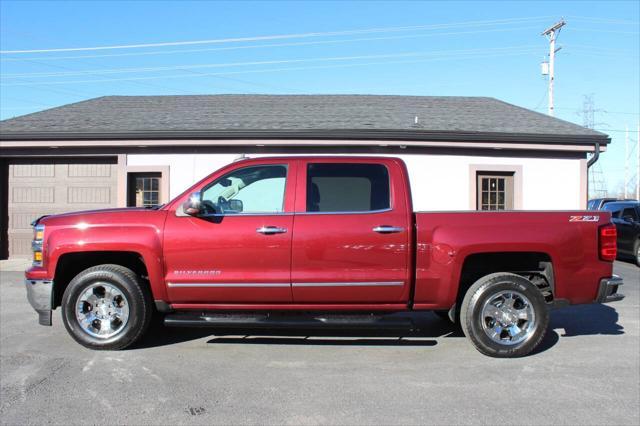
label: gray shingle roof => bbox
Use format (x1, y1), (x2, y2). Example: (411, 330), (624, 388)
(0, 95), (609, 144)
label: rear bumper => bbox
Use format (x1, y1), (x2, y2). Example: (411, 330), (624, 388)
(596, 276), (624, 304)
(25, 279), (53, 326)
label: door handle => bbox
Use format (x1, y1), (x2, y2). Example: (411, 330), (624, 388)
(256, 226), (287, 235)
(372, 226), (404, 234)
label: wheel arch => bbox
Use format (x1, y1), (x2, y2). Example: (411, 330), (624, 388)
(456, 251), (555, 309)
(52, 251), (152, 309)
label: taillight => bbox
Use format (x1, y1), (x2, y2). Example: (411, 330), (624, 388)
(599, 224), (617, 262)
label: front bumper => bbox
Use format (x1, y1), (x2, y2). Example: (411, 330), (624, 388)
(25, 279), (53, 326)
(596, 276), (624, 304)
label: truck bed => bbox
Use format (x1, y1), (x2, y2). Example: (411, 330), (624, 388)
(413, 210), (613, 309)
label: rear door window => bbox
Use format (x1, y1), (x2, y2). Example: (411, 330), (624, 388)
(621, 207), (639, 222)
(306, 163), (390, 212)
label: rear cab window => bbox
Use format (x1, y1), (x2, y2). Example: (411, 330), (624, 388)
(306, 163), (390, 213)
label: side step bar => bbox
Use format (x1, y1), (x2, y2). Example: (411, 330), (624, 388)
(164, 312), (415, 330)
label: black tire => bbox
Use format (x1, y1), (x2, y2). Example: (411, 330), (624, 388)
(460, 272), (549, 358)
(61, 264), (153, 350)
(634, 239), (640, 267)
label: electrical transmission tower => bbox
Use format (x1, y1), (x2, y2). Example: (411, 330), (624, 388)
(626, 123), (640, 200)
(582, 94), (595, 129)
(583, 94), (608, 198)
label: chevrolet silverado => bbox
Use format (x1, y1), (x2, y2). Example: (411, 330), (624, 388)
(25, 156), (624, 357)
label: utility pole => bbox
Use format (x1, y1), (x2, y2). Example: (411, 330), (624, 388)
(637, 121), (639, 200)
(541, 19), (566, 116)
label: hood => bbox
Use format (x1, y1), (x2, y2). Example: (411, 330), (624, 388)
(37, 206), (165, 227)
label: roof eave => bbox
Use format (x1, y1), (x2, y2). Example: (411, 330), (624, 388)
(0, 128), (610, 145)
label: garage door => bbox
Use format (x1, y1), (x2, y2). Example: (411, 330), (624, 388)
(7, 159), (117, 258)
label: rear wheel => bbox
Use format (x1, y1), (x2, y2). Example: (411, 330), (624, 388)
(460, 272), (549, 358)
(61, 264), (152, 350)
(634, 240), (640, 267)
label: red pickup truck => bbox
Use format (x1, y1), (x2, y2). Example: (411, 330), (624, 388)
(25, 156), (623, 357)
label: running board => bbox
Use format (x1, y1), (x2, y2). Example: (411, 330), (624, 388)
(164, 312), (414, 330)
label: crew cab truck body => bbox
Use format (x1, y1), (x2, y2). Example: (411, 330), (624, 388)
(25, 156), (624, 357)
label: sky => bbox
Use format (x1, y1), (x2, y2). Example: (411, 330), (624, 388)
(1, 0), (638, 194)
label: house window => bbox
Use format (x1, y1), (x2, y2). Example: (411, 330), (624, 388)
(127, 172), (161, 208)
(477, 172), (514, 210)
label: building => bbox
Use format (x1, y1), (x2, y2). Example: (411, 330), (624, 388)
(0, 95), (610, 260)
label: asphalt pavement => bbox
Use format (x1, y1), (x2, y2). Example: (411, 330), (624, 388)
(1, 261), (638, 425)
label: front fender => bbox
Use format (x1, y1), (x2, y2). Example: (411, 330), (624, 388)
(43, 223), (167, 301)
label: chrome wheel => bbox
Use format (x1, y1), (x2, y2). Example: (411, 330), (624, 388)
(75, 282), (130, 339)
(480, 290), (536, 346)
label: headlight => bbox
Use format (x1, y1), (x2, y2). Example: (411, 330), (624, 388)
(32, 224), (45, 267)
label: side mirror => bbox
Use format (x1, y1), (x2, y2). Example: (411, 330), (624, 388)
(622, 215), (635, 223)
(228, 199), (243, 213)
(183, 192), (202, 216)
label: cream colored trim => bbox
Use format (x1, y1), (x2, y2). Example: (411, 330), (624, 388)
(0, 138), (606, 153)
(116, 154), (127, 207)
(579, 159), (588, 209)
(469, 164), (523, 210)
(118, 158), (170, 207)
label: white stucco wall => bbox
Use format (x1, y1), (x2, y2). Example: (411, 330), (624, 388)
(126, 152), (585, 211)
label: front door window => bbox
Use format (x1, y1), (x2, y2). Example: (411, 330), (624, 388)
(201, 165), (287, 214)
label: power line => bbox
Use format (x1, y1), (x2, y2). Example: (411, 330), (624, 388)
(534, 106), (640, 117)
(2, 75), (97, 98)
(533, 88), (548, 111)
(566, 44), (638, 53)
(0, 49), (539, 87)
(1, 46), (539, 80)
(0, 16), (554, 54)
(553, 106), (640, 116)
(0, 95), (56, 108)
(0, 106), (56, 110)
(568, 50), (640, 59)
(1, 53), (209, 99)
(594, 129), (640, 133)
(0, 25), (542, 62)
(2, 43), (305, 97)
(571, 27), (640, 35)
(568, 16), (640, 25)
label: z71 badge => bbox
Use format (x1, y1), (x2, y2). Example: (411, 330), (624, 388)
(569, 215), (600, 222)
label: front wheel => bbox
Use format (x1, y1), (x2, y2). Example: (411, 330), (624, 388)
(460, 273), (549, 358)
(61, 264), (152, 350)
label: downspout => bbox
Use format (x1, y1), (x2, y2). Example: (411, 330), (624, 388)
(586, 142), (600, 205)
(587, 142), (600, 168)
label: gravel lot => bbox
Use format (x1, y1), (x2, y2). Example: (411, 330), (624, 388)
(1, 261), (638, 425)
